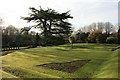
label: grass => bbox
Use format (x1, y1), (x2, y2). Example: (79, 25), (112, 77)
(1, 43), (119, 78)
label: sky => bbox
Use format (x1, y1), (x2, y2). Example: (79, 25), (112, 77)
(0, 0), (119, 30)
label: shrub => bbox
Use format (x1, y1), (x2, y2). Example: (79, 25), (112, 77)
(96, 33), (107, 43)
(87, 30), (102, 43)
(40, 36), (66, 46)
(106, 37), (118, 44)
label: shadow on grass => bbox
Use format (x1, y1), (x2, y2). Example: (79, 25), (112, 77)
(60, 45), (88, 49)
(72, 45), (88, 49)
(55, 49), (71, 51)
(1, 51), (14, 56)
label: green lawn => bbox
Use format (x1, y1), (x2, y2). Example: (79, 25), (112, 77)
(1, 43), (119, 78)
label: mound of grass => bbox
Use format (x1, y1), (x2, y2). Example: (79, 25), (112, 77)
(37, 60), (91, 73)
(92, 50), (118, 78)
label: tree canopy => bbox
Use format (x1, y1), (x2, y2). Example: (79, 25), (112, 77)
(22, 6), (73, 37)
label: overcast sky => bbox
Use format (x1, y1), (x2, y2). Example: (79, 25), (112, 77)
(0, 0), (119, 30)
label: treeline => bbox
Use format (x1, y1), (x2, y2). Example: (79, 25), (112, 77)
(2, 25), (36, 49)
(1, 6), (120, 51)
(1, 22), (120, 51)
(1, 6), (73, 50)
(2, 25), (70, 50)
(71, 22), (120, 44)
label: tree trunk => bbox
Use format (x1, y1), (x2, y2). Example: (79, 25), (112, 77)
(71, 43), (73, 49)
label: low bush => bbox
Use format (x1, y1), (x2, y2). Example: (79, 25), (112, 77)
(106, 37), (118, 44)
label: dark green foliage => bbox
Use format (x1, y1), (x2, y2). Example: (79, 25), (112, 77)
(96, 33), (107, 43)
(40, 36), (65, 46)
(2, 25), (67, 50)
(118, 27), (120, 44)
(2, 25), (37, 50)
(76, 32), (89, 43)
(106, 37), (118, 44)
(34, 33), (41, 47)
(22, 6), (73, 45)
(2, 25), (20, 50)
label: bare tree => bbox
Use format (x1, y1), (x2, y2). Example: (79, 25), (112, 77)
(90, 23), (97, 31)
(0, 17), (4, 31)
(97, 22), (104, 32)
(104, 22), (113, 34)
(4, 25), (19, 35)
(78, 22), (116, 34)
(0, 17), (3, 25)
(80, 26), (87, 32)
(113, 24), (119, 32)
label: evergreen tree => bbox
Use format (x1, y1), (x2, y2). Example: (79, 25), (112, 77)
(22, 6), (73, 45)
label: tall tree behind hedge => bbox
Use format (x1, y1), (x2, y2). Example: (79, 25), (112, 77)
(22, 6), (73, 38)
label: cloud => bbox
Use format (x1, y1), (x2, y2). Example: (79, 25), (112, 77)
(0, 0), (118, 29)
(70, 1), (117, 29)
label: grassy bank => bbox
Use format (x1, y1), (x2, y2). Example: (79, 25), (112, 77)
(1, 43), (119, 78)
